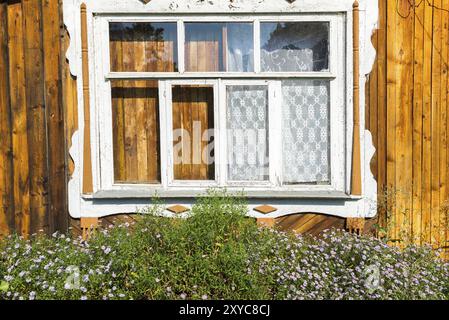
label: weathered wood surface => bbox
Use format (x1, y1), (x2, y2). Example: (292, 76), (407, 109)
(172, 85), (215, 180)
(0, 0), (68, 237)
(1, 0), (449, 249)
(367, 0), (449, 253)
(111, 80), (161, 183)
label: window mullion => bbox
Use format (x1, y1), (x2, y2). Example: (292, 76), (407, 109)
(212, 80), (221, 184)
(99, 17), (113, 191)
(218, 79), (227, 186)
(161, 80), (173, 187)
(254, 19), (261, 73)
(177, 20), (185, 73)
(269, 81), (282, 187)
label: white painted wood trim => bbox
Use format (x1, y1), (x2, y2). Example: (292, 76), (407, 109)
(105, 72), (338, 79)
(63, 0), (378, 220)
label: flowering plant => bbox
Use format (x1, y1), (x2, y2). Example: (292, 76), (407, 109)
(1, 190), (448, 300)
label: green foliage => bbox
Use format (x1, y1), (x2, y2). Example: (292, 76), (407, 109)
(0, 189), (448, 300)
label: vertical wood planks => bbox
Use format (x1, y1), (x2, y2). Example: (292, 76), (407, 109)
(441, 0), (449, 256)
(172, 85), (215, 181)
(385, 0), (398, 241)
(0, 0), (449, 247)
(111, 80), (160, 183)
(367, 0), (449, 252)
(438, 0), (448, 250)
(421, 0), (434, 244)
(412, 0), (425, 244)
(375, 0), (387, 230)
(395, 0), (414, 245)
(0, 0), (68, 237)
(0, 1), (13, 236)
(62, 24), (78, 179)
(8, 1), (31, 236)
(431, 0), (442, 247)
(43, 0), (68, 232)
(22, 0), (48, 234)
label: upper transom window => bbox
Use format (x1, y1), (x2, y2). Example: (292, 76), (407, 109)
(106, 18), (334, 76)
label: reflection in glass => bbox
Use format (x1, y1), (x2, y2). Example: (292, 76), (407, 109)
(261, 22), (329, 72)
(185, 23), (254, 72)
(109, 22), (178, 72)
(227, 85), (269, 181)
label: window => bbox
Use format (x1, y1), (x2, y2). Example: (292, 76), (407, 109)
(95, 14), (346, 195)
(111, 79), (161, 183)
(109, 22), (178, 72)
(260, 22), (329, 72)
(170, 83), (216, 182)
(185, 23), (254, 72)
(226, 84), (269, 182)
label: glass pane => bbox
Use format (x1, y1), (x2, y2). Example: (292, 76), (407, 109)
(172, 85), (215, 180)
(261, 22), (329, 72)
(282, 80), (330, 184)
(226, 23), (254, 72)
(109, 22), (178, 72)
(185, 23), (254, 72)
(227, 85), (269, 181)
(111, 80), (160, 183)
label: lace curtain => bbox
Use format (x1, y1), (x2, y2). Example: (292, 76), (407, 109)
(261, 48), (314, 72)
(260, 22), (329, 72)
(282, 80), (330, 184)
(227, 86), (269, 181)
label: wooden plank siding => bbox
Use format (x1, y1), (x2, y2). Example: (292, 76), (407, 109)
(1, 0), (449, 249)
(0, 1), (14, 236)
(0, 0), (68, 236)
(367, 0), (449, 254)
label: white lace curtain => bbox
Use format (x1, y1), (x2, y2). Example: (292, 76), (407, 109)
(226, 81), (330, 184)
(226, 85), (269, 181)
(260, 22), (329, 72)
(282, 80), (330, 184)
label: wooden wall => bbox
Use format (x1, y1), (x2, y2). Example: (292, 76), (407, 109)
(0, 0), (70, 237)
(367, 0), (449, 249)
(1, 0), (449, 247)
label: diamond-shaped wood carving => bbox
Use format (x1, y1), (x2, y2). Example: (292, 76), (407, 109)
(167, 205), (190, 214)
(139, 0), (152, 4)
(254, 205), (277, 214)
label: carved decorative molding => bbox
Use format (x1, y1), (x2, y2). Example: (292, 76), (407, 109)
(351, 1), (362, 196)
(62, 0), (378, 221)
(80, 3), (93, 194)
(167, 205), (190, 214)
(254, 205), (278, 214)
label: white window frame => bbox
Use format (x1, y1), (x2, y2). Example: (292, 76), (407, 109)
(92, 13), (347, 196)
(219, 79), (277, 188)
(164, 79), (220, 188)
